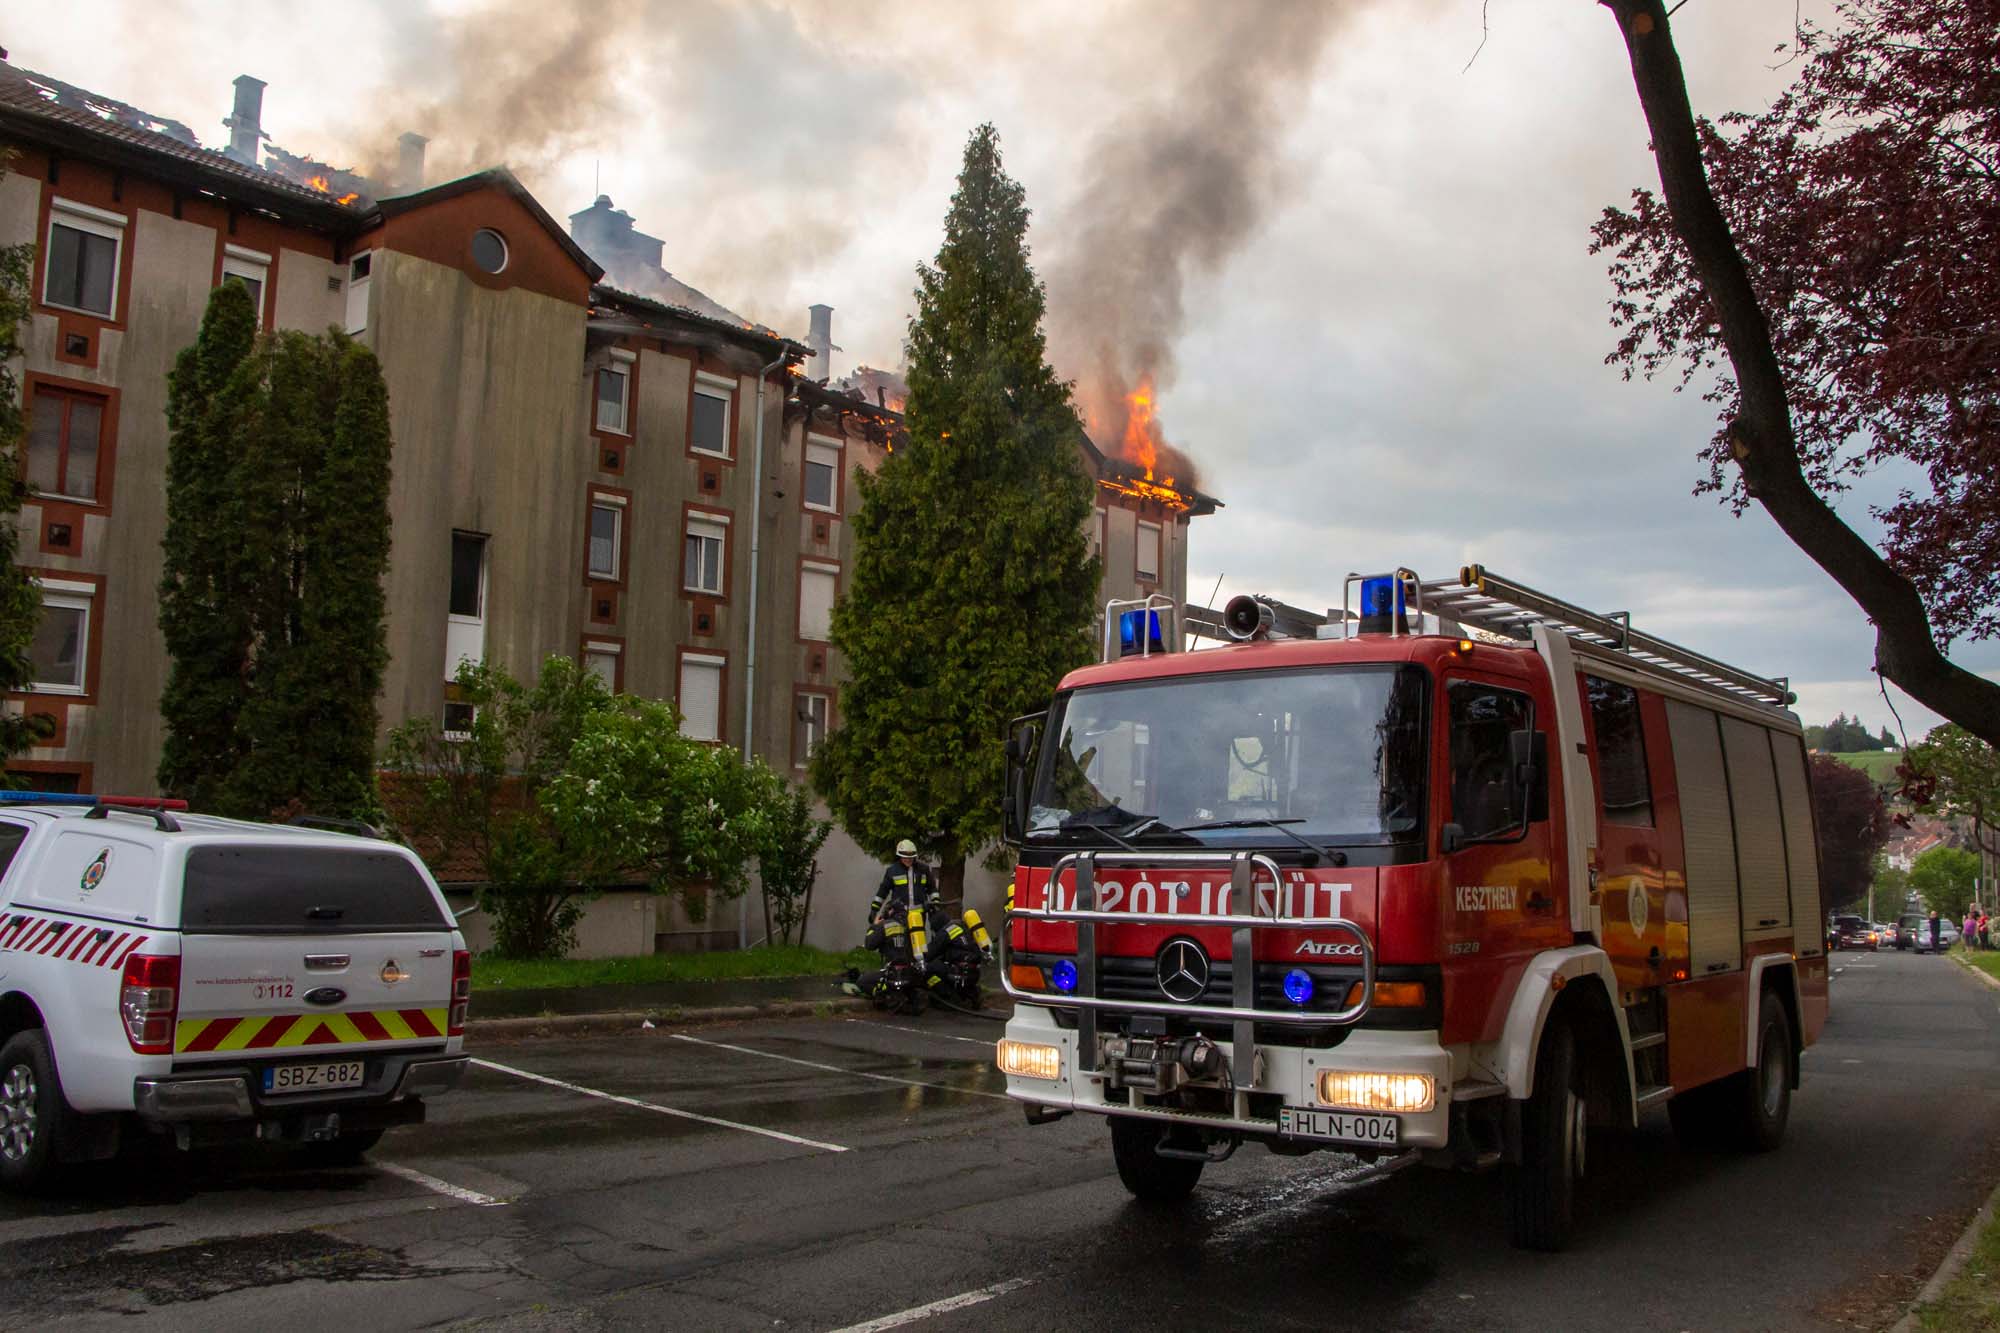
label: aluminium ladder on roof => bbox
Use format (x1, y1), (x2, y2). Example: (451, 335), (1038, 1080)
(1411, 564), (1795, 712)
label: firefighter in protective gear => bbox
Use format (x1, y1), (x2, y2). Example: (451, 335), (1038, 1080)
(870, 839), (940, 925)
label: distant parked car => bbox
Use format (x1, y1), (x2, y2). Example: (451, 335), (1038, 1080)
(1907, 917), (1957, 953)
(1832, 914), (1877, 951)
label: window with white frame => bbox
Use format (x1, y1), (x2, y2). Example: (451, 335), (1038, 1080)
(691, 374), (732, 457)
(445, 531), (487, 680)
(596, 349), (634, 434)
(44, 200), (125, 318)
(588, 496), (623, 580)
(804, 438), (840, 513)
(1136, 520), (1162, 582)
(28, 583), (92, 694)
(799, 563), (837, 641)
(794, 692), (829, 768)
(679, 654), (724, 741)
(685, 515), (726, 595)
(26, 385), (105, 502)
(344, 251), (374, 334)
(220, 244), (270, 322)
(583, 641), (621, 691)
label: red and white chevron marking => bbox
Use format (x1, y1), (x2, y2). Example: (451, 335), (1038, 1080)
(0, 913), (148, 969)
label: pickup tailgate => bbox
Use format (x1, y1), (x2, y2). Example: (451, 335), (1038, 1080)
(172, 843), (456, 1061)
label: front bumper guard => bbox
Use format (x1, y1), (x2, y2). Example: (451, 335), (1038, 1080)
(1001, 849), (1376, 1078)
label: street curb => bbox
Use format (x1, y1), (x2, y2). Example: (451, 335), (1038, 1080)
(467, 994), (870, 1039)
(1887, 1173), (2000, 1333)
(1951, 951), (2000, 993)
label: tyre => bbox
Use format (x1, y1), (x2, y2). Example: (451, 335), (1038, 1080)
(1724, 994), (1793, 1153)
(295, 1129), (385, 1169)
(1109, 1115), (1204, 1204)
(1506, 1018), (1584, 1251)
(0, 1029), (78, 1193)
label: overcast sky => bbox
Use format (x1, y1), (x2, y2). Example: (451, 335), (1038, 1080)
(15, 0), (1995, 740)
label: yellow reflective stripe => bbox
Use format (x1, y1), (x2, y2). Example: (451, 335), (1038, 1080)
(214, 1017), (265, 1052)
(377, 1010), (418, 1040)
(173, 1019), (210, 1053)
(421, 1008), (447, 1032)
(323, 1013), (368, 1044)
(272, 1015), (322, 1048)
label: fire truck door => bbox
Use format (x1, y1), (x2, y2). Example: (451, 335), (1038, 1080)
(1582, 674), (1677, 996)
(1440, 677), (1565, 1021)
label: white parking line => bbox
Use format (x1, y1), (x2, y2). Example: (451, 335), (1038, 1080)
(470, 1057), (849, 1153)
(828, 1278), (1038, 1332)
(670, 1033), (1012, 1101)
(846, 1018), (995, 1048)
(375, 1161), (506, 1207)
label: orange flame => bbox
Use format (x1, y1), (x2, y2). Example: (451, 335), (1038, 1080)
(304, 174), (331, 193)
(1098, 475), (1192, 512)
(335, 192), (359, 205)
(1122, 378), (1161, 480)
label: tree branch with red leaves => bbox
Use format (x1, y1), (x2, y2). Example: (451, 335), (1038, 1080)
(1595, 0), (2000, 746)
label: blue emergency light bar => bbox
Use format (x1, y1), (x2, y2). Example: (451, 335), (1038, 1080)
(1358, 576), (1411, 635)
(0, 791), (188, 809)
(1117, 608), (1166, 658)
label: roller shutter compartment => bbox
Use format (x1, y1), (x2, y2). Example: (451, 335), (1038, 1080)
(1666, 700), (1741, 977)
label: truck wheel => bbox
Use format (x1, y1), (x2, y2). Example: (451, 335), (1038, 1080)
(1506, 1018), (1583, 1252)
(1109, 1116), (1204, 1204)
(0, 1029), (76, 1193)
(1725, 994), (1793, 1153)
(297, 1129), (385, 1168)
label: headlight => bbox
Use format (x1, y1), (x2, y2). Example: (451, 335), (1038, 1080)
(1317, 1070), (1435, 1114)
(997, 1039), (1063, 1081)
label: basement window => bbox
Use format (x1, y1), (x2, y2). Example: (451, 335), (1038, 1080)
(44, 200), (124, 319)
(221, 244), (270, 322)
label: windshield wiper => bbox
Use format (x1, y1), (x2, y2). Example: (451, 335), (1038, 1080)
(1171, 818), (1348, 867)
(1037, 807), (1156, 852)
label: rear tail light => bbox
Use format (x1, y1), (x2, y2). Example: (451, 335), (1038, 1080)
(120, 953), (181, 1055)
(450, 949), (471, 1035)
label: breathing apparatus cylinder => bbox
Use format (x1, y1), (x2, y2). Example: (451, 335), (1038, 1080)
(905, 906), (929, 967)
(963, 908), (993, 957)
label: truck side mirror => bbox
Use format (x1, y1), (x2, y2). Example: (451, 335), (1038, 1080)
(1440, 822), (1465, 855)
(1510, 729), (1550, 824)
(1002, 713), (1045, 845)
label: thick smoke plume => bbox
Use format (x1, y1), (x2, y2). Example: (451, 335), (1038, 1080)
(1043, 1), (1350, 485)
(356, 4), (641, 189)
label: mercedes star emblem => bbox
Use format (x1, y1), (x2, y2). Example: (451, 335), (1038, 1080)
(1155, 938), (1210, 1003)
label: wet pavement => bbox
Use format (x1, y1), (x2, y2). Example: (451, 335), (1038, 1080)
(4, 949), (1998, 1331)
(471, 972), (855, 1019)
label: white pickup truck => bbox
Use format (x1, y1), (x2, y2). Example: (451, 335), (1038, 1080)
(0, 798), (469, 1189)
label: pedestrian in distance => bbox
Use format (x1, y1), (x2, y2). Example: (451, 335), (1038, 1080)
(1982, 912), (1993, 950)
(1929, 909), (1941, 952)
(1965, 909), (1977, 951)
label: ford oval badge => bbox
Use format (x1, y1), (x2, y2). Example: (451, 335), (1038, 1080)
(304, 986), (347, 1007)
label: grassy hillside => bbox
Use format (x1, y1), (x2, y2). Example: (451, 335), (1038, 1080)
(1828, 749), (1903, 785)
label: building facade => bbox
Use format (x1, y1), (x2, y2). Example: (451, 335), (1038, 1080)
(0, 59), (1216, 953)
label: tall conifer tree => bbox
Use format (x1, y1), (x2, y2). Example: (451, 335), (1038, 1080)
(812, 124), (1097, 898)
(161, 286), (393, 817)
(0, 160), (57, 762)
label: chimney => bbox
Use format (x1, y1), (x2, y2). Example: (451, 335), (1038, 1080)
(396, 132), (429, 192)
(807, 304), (834, 383)
(223, 74), (266, 166)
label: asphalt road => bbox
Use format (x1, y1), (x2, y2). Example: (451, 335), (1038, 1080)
(6, 949), (1999, 1332)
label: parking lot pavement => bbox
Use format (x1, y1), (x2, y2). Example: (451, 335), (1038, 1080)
(6, 951), (2000, 1331)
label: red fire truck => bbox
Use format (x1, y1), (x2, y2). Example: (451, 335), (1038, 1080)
(994, 566), (1827, 1250)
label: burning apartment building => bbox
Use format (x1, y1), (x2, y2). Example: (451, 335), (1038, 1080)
(0, 56), (1217, 953)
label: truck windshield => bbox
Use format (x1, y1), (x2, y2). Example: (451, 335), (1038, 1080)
(1029, 664), (1427, 848)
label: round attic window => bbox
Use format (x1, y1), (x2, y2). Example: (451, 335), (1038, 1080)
(470, 228), (509, 275)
